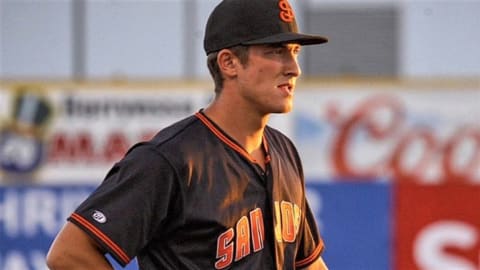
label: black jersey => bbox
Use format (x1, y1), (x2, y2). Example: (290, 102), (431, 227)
(69, 111), (324, 269)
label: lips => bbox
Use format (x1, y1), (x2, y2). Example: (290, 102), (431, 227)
(278, 83), (294, 95)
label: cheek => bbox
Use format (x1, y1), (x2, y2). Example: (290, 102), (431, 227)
(248, 66), (264, 77)
(251, 66), (273, 81)
(256, 67), (266, 74)
(242, 68), (263, 85)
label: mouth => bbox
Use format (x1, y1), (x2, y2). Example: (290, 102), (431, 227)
(278, 83), (294, 96)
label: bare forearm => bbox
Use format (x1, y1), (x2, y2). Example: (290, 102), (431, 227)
(46, 222), (114, 270)
(46, 250), (112, 270)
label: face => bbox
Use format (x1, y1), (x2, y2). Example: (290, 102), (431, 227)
(235, 43), (302, 115)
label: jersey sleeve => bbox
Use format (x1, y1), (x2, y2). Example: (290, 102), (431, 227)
(68, 143), (181, 267)
(294, 199), (325, 268)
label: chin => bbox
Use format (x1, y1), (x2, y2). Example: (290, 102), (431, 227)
(272, 106), (293, 114)
(264, 101), (293, 114)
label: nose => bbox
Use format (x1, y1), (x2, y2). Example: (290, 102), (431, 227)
(284, 52), (301, 77)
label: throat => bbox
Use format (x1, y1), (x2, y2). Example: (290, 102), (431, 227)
(251, 147), (266, 171)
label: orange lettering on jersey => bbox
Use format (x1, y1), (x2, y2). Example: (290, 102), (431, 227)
(293, 203), (301, 236)
(250, 208), (265, 252)
(274, 200), (302, 243)
(235, 216), (251, 261)
(215, 208), (265, 269)
(278, 0), (295, 23)
(281, 201), (295, 242)
(215, 228), (234, 269)
(274, 201), (283, 242)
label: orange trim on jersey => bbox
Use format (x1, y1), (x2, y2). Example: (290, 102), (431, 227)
(70, 213), (130, 265)
(195, 112), (270, 165)
(295, 243), (324, 268)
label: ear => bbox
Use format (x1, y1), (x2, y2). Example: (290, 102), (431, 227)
(217, 49), (239, 77)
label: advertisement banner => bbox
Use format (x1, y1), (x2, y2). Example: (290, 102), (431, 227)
(0, 185), (92, 269)
(395, 183), (480, 270)
(294, 88), (480, 183)
(307, 181), (392, 270)
(0, 85), (213, 184)
(2, 84), (480, 184)
(0, 185), (141, 270)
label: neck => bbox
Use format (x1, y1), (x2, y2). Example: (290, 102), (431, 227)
(202, 98), (269, 154)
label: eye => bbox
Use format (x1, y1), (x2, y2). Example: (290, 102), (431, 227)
(264, 45), (285, 55)
(268, 47), (284, 55)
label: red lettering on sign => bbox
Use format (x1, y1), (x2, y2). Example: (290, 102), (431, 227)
(48, 132), (94, 161)
(103, 132), (129, 161)
(47, 131), (147, 163)
(329, 95), (480, 183)
(443, 127), (480, 183)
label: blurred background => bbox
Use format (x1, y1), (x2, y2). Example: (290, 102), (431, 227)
(1, 0), (479, 269)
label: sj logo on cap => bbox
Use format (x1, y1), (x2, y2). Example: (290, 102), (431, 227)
(278, 0), (295, 23)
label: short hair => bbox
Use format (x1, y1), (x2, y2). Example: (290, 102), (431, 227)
(206, 45), (250, 94)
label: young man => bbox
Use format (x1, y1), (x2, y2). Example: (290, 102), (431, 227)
(46, 0), (328, 269)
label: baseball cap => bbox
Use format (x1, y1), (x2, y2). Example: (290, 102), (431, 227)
(203, 0), (328, 55)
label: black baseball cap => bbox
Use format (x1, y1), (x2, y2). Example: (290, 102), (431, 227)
(203, 0), (328, 55)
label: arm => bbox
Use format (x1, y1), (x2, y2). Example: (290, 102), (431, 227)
(46, 221), (113, 270)
(299, 256), (328, 270)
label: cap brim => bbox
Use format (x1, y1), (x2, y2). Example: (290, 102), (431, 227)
(241, 32), (328, 46)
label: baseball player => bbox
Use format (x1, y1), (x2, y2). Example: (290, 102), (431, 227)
(46, 0), (329, 269)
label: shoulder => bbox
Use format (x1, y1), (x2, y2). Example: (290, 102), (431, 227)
(264, 125), (297, 151)
(128, 114), (205, 154)
(101, 116), (204, 189)
(150, 114), (202, 146)
(123, 113), (221, 168)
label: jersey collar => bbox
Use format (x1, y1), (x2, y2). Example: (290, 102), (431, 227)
(195, 110), (271, 166)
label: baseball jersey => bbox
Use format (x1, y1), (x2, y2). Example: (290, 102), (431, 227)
(68, 111), (324, 269)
